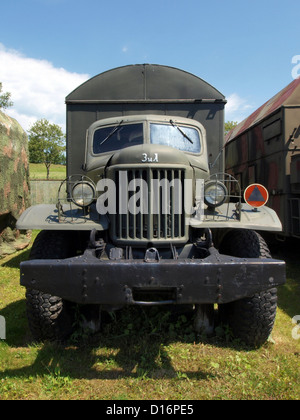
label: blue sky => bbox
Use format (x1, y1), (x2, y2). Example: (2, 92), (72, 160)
(1, 0), (299, 131)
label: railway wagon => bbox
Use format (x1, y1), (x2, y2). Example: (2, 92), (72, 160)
(225, 78), (300, 238)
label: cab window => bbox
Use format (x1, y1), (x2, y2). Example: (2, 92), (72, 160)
(93, 123), (143, 154)
(150, 123), (201, 154)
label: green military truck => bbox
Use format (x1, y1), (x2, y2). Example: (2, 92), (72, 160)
(17, 64), (286, 346)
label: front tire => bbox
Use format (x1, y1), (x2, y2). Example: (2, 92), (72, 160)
(26, 289), (75, 342)
(219, 230), (278, 347)
(25, 231), (76, 342)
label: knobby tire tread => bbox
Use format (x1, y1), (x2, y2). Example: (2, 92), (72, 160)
(219, 229), (278, 347)
(26, 231), (75, 341)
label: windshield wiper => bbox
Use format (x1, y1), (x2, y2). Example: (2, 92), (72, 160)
(100, 120), (124, 146)
(170, 120), (193, 144)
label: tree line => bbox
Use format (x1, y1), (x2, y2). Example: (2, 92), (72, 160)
(1, 83), (65, 180)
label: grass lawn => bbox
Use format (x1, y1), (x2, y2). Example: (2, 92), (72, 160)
(29, 163), (66, 180)
(0, 233), (299, 400)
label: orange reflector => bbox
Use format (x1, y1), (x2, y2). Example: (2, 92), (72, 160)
(244, 184), (269, 208)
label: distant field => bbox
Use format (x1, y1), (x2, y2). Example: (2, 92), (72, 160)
(29, 163), (66, 180)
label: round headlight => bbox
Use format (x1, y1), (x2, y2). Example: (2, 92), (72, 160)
(204, 181), (227, 208)
(72, 182), (95, 207)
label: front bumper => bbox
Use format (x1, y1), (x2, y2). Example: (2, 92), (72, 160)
(20, 247), (286, 306)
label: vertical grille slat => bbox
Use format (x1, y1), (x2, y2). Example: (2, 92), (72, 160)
(112, 168), (187, 243)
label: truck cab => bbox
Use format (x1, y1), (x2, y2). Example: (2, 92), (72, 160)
(85, 114), (208, 247)
(17, 65), (285, 346)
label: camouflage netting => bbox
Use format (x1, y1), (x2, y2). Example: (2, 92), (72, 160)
(0, 110), (31, 257)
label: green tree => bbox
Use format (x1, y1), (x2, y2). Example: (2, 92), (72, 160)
(225, 120), (238, 136)
(28, 119), (65, 180)
(0, 82), (13, 110)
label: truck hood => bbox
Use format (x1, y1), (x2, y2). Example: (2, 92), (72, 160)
(86, 144), (209, 176)
(109, 144), (191, 166)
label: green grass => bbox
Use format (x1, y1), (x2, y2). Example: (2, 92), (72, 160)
(29, 163), (66, 180)
(0, 233), (299, 400)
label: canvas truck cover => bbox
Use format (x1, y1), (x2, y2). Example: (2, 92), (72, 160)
(66, 64), (226, 177)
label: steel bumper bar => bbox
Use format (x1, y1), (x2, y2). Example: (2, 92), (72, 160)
(20, 248), (286, 305)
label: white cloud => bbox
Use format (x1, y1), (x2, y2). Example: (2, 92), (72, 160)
(225, 93), (254, 123)
(0, 43), (89, 132)
(0, 44), (255, 132)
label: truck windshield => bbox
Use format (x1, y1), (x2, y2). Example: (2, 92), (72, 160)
(93, 123), (143, 154)
(150, 123), (201, 153)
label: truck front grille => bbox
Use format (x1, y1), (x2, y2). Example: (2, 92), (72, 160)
(111, 168), (188, 245)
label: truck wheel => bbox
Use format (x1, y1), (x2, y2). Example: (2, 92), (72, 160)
(25, 231), (76, 342)
(218, 230), (278, 347)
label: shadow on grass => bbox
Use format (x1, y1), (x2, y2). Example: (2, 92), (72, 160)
(0, 304), (245, 382)
(2, 247), (32, 270)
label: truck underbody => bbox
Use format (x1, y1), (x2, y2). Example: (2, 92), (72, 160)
(19, 227), (285, 347)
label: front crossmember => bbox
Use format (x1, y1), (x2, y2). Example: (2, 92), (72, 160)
(20, 246), (286, 306)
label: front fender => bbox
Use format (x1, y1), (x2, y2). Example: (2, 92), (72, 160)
(190, 203), (282, 232)
(16, 204), (109, 231)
